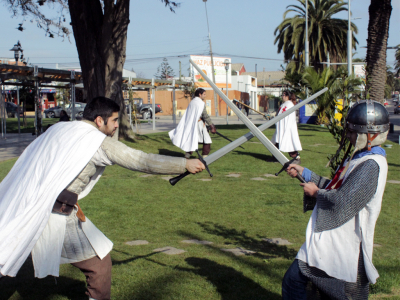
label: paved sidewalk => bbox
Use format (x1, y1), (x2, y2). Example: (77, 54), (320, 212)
(0, 133), (36, 162)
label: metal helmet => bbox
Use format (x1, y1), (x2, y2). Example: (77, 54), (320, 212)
(346, 100), (389, 133)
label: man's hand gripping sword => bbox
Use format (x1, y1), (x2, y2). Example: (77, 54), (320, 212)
(170, 150), (212, 186)
(169, 62), (328, 185)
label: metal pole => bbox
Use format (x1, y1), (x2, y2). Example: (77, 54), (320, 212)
(172, 79), (176, 126)
(179, 62), (182, 79)
(17, 85), (20, 134)
(226, 69), (229, 125)
(71, 70), (76, 121)
(204, 1), (218, 117)
(1, 85), (4, 139)
(152, 78), (155, 131)
(305, 0), (309, 67)
(347, 0), (352, 76)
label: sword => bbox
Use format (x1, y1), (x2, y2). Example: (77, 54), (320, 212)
(169, 71), (328, 185)
(207, 126), (245, 150)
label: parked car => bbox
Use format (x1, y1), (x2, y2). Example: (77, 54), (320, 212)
(126, 98), (162, 119)
(65, 102), (86, 118)
(394, 103), (400, 114)
(44, 106), (63, 118)
(5, 102), (20, 118)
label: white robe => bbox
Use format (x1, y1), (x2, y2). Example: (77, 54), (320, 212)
(271, 101), (302, 152)
(169, 97), (211, 152)
(0, 121), (106, 277)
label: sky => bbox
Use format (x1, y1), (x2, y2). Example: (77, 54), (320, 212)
(0, 0), (399, 78)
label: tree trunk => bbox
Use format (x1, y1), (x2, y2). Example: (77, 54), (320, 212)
(366, 0), (392, 103)
(68, 0), (134, 139)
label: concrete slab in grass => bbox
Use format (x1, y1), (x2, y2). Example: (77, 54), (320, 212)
(226, 173), (241, 178)
(264, 174), (277, 178)
(140, 174), (153, 178)
(262, 238), (292, 245)
(387, 180), (400, 184)
(181, 239), (213, 245)
(153, 246), (186, 255)
(221, 247), (256, 256)
(197, 179), (212, 181)
(251, 177), (266, 181)
(373, 244), (382, 248)
(125, 240), (149, 246)
(161, 176), (173, 181)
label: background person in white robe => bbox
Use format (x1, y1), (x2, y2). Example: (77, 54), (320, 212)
(0, 97), (205, 300)
(169, 88), (216, 158)
(271, 90), (302, 163)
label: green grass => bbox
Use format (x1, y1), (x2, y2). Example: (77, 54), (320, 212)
(2, 118), (59, 133)
(0, 124), (399, 300)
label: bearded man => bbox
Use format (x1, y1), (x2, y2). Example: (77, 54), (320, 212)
(0, 97), (204, 300)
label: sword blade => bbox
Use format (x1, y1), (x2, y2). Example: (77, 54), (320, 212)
(188, 58), (328, 166)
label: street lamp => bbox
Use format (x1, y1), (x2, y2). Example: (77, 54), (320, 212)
(203, 0), (218, 117)
(10, 41), (23, 63)
(223, 59), (230, 124)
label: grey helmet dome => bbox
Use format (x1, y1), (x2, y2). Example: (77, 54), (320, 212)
(346, 100), (389, 133)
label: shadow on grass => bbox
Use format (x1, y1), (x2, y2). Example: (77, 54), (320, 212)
(158, 148), (185, 157)
(196, 222), (297, 260)
(233, 150), (275, 162)
(175, 257), (280, 300)
(0, 257), (87, 300)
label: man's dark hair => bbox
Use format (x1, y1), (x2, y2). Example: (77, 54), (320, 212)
(282, 90), (290, 97)
(195, 88), (206, 97)
(83, 97), (120, 125)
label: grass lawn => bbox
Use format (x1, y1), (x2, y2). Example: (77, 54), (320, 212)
(0, 124), (399, 300)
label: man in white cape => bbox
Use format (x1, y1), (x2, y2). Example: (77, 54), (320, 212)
(169, 88), (216, 158)
(271, 90), (302, 163)
(0, 97), (204, 300)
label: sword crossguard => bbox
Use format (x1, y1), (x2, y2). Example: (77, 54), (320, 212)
(196, 149), (213, 177)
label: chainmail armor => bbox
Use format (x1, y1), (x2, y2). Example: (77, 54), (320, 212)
(298, 245), (369, 300)
(303, 173), (330, 212)
(314, 159), (379, 232)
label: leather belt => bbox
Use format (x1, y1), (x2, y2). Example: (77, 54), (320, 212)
(52, 189), (86, 222)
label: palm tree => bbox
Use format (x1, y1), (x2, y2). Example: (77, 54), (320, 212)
(365, 0), (392, 103)
(274, 0), (358, 71)
(394, 45), (400, 76)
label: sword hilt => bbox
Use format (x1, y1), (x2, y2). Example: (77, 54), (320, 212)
(275, 158), (306, 183)
(169, 149), (212, 186)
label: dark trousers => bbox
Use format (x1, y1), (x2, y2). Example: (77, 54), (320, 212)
(275, 143), (299, 158)
(71, 253), (112, 300)
(282, 259), (308, 300)
(186, 143), (211, 157)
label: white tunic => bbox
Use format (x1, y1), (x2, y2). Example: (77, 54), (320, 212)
(0, 122), (105, 277)
(271, 101), (302, 152)
(296, 155), (388, 283)
(169, 97), (210, 152)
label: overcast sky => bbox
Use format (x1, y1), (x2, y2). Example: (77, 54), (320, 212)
(0, 0), (398, 78)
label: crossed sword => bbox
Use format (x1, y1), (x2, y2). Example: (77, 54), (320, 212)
(170, 60), (328, 186)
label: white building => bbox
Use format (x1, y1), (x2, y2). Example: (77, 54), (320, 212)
(231, 74), (258, 111)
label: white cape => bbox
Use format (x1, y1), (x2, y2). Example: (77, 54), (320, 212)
(271, 101), (302, 152)
(169, 97), (205, 152)
(0, 121), (106, 277)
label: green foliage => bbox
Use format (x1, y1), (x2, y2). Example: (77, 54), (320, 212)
(274, 0), (358, 71)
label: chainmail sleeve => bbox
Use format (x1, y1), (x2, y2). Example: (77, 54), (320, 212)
(200, 106), (213, 126)
(314, 159), (379, 232)
(303, 172), (331, 212)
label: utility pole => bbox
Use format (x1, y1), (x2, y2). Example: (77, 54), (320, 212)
(179, 61), (182, 79)
(203, 0), (218, 117)
(305, 0), (309, 67)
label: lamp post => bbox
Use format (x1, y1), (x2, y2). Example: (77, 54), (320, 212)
(9, 41), (23, 64)
(347, 0), (352, 76)
(203, 0), (218, 117)
(223, 59), (230, 125)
